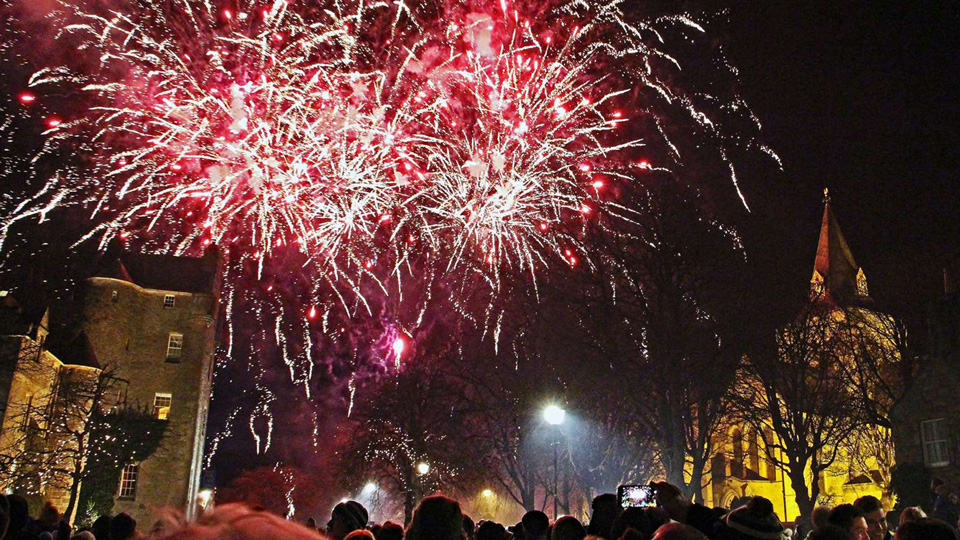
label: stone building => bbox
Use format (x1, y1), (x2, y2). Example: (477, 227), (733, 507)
(890, 272), (960, 489)
(703, 192), (894, 520)
(0, 293), (101, 518)
(79, 248), (221, 522)
(0, 248), (220, 524)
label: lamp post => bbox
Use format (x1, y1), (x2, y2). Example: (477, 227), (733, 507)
(543, 404), (566, 521)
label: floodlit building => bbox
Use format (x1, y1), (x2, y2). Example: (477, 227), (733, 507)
(0, 248), (220, 524)
(80, 248), (221, 523)
(0, 293), (102, 518)
(703, 191), (894, 520)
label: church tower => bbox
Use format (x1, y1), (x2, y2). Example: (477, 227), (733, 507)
(810, 188), (871, 304)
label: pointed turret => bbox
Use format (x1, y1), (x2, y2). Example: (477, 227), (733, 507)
(810, 189), (869, 303)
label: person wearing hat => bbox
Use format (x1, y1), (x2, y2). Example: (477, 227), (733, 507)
(327, 500), (369, 540)
(650, 481), (720, 537)
(713, 496), (786, 540)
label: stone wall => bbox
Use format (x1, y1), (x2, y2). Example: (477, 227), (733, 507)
(80, 277), (216, 524)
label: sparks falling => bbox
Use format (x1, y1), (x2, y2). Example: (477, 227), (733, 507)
(0, 0), (778, 455)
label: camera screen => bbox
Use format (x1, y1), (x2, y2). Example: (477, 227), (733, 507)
(619, 485), (655, 508)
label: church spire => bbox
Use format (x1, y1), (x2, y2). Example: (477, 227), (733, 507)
(811, 189), (866, 302)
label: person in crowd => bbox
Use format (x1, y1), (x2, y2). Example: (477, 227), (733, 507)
(644, 507), (670, 535)
(808, 506), (833, 538)
(797, 505), (833, 540)
(897, 508), (925, 529)
(306, 518), (318, 531)
(327, 501), (369, 540)
(109, 513), (137, 540)
(154, 503), (325, 540)
(56, 520), (72, 540)
(522, 511), (550, 540)
(91, 516), (112, 540)
(651, 523), (709, 540)
(611, 508), (650, 540)
(649, 482), (717, 537)
(477, 521), (508, 540)
(587, 494), (621, 539)
(0, 494), (10, 540)
(883, 512), (898, 536)
(895, 517), (959, 540)
(806, 525), (854, 540)
(404, 495), (465, 540)
(853, 496), (889, 540)
(343, 531), (374, 540)
(374, 521), (404, 540)
(7, 495), (30, 540)
(553, 516), (586, 540)
(826, 505), (868, 540)
(464, 515), (476, 540)
(70, 533), (96, 540)
(712, 496), (785, 540)
(932, 478), (960, 528)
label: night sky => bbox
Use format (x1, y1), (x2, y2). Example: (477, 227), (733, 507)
(722, 2), (959, 328)
(1, 1), (958, 491)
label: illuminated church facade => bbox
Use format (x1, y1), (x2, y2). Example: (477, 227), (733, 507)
(702, 192), (895, 521)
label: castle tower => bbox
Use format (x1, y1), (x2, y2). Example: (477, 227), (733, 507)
(79, 249), (220, 522)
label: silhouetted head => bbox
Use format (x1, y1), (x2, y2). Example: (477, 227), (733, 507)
(552, 516), (585, 540)
(896, 518), (959, 540)
(722, 496), (784, 539)
(522, 511), (550, 539)
(110, 513), (137, 540)
(476, 520), (507, 540)
(463, 514), (476, 540)
(375, 521), (404, 540)
(405, 495), (464, 540)
(588, 494), (621, 538)
(811, 506), (832, 530)
(329, 501), (369, 540)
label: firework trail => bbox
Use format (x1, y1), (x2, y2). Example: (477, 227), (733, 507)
(0, 0), (778, 455)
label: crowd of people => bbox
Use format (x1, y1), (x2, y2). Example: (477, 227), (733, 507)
(0, 481), (958, 540)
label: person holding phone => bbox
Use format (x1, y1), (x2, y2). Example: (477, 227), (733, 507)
(649, 482), (719, 537)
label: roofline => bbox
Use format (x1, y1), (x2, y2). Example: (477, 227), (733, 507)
(87, 276), (214, 297)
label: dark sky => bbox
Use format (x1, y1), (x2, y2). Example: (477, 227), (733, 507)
(2, 1), (958, 489)
(720, 2), (959, 327)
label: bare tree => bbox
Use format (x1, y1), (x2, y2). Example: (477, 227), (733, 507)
(572, 179), (748, 501)
(335, 351), (482, 524)
(0, 360), (121, 521)
(732, 300), (864, 519)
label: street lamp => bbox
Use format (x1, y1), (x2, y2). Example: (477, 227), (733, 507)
(543, 404), (565, 521)
(482, 489), (493, 498)
(417, 461), (431, 475)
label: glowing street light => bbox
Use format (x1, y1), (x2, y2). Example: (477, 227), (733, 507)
(482, 489), (493, 498)
(417, 462), (431, 475)
(363, 482), (377, 494)
(543, 404), (566, 521)
(543, 404), (566, 425)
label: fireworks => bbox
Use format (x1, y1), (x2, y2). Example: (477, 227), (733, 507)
(0, 0), (778, 454)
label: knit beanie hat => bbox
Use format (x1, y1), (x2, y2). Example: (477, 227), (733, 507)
(333, 501), (369, 530)
(724, 496), (784, 539)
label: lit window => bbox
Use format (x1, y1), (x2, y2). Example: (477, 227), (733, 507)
(922, 419), (950, 467)
(166, 333), (183, 361)
(163, 294), (176, 308)
(118, 463), (139, 499)
(153, 393), (172, 420)
(111, 291), (119, 303)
